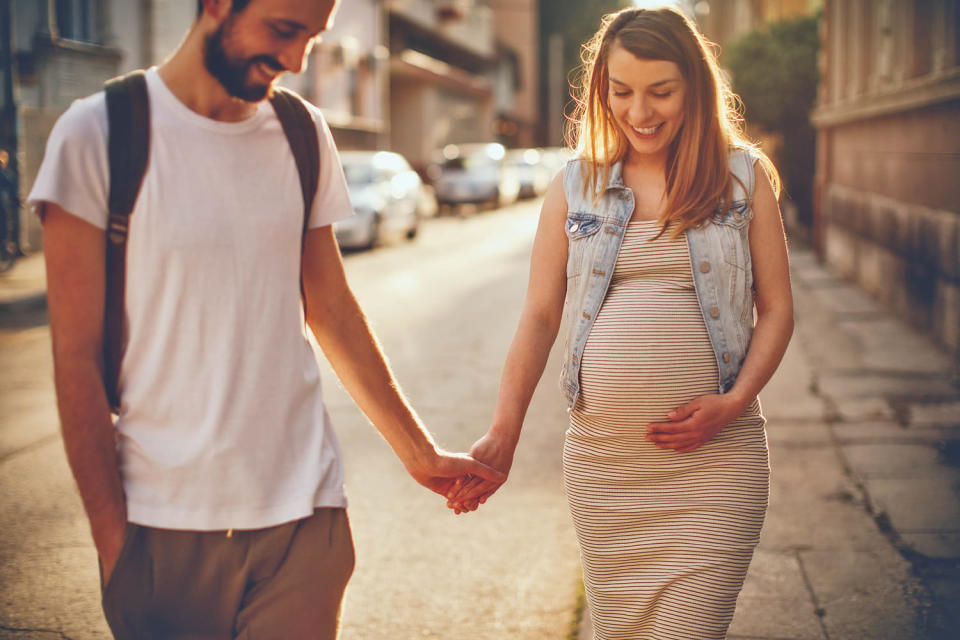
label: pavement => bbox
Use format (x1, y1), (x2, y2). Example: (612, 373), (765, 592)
(2, 229), (959, 639)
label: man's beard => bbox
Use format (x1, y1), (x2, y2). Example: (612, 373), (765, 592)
(203, 16), (285, 102)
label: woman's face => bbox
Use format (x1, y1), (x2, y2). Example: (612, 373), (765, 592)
(605, 45), (686, 163)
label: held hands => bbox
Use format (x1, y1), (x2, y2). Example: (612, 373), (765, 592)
(404, 446), (507, 500)
(445, 430), (517, 515)
(646, 393), (750, 453)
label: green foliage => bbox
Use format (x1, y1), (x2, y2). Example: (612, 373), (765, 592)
(726, 14), (820, 132)
(726, 14), (820, 226)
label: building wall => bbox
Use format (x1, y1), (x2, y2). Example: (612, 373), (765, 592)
(492, 0), (539, 147)
(387, 0), (497, 170)
(282, 0), (388, 150)
(10, 0), (130, 250)
(813, 0), (960, 360)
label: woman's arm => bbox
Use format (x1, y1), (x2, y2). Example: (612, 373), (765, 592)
(646, 164), (794, 452)
(449, 172), (570, 511)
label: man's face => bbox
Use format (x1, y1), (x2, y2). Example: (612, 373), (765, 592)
(203, 0), (338, 102)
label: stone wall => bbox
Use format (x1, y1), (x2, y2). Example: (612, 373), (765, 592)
(813, 0), (960, 369)
(822, 183), (960, 360)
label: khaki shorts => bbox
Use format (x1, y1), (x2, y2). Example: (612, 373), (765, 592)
(102, 508), (355, 640)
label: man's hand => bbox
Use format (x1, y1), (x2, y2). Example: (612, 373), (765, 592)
(404, 448), (507, 500)
(446, 431), (516, 514)
(646, 393), (750, 453)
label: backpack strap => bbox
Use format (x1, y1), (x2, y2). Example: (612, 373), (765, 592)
(103, 70), (150, 414)
(269, 87), (320, 243)
(99, 80), (319, 414)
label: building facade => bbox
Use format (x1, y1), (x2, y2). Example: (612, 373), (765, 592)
(2, 0), (193, 251)
(695, 0), (820, 49)
(385, 0), (497, 172)
(812, 0), (960, 362)
(281, 0), (390, 151)
(1, 0), (388, 252)
(492, 0), (539, 148)
(2, 0), (541, 251)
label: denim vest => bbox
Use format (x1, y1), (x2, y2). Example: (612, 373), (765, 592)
(560, 149), (758, 409)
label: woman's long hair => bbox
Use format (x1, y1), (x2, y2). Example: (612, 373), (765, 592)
(568, 7), (780, 237)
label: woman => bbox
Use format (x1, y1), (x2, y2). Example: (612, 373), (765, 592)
(449, 6), (794, 639)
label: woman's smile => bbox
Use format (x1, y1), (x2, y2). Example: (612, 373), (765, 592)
(629, 122), (665, 138)
(606, 46), (686, 162)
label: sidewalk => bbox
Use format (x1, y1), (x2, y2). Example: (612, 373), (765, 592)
(579, 245), (959, 639)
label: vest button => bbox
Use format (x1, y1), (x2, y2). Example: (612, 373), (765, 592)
(722, 351), (731, 363)
(699, 261), (711, 273)
(569, 222), (579, 232)
(709, 306), (720, 318)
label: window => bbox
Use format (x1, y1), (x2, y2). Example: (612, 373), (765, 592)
(55, 0), (101, 44)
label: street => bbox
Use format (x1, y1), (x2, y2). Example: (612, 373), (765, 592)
(1, 198), (957, 639)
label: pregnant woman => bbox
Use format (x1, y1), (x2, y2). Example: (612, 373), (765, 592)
(450, 7), (795, 639)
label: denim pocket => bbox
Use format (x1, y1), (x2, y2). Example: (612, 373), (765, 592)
(565, 212), (603, 239)
(712, 199), (750, 230)
(565, 212), (602, 278)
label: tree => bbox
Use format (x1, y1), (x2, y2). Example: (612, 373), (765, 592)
(726, 14), (820, 229)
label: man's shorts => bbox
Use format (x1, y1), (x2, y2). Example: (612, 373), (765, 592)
(102, 508), (355, 639)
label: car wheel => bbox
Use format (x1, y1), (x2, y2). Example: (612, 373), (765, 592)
(406, 218), (419, 240)
(364, 213), (380, 250)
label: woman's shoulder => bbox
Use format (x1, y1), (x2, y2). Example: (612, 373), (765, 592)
(728, 145), (763, 168)
(727, 146), (763, 199)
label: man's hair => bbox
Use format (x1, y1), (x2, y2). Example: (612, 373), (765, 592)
(197, 0), (253, 17)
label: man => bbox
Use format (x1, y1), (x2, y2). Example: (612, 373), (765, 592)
(28, 0), (501, 637)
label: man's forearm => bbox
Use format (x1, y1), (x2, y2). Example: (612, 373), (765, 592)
(53, 360), (126, 554)
(308, 295), (436, 467)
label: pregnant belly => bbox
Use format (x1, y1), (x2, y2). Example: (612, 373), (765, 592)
(575, 286), (719, 425)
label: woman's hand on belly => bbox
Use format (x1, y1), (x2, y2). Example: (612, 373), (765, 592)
(646, 393), (751, 453)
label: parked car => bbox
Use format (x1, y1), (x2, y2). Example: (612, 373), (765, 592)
(505, 148), (552, 198)
(539, 146), (575, 181)
(430, 143), (520, 210)
(334, 151), (425, 249)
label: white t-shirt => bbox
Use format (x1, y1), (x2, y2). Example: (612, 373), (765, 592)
(29, 68), (354, 530)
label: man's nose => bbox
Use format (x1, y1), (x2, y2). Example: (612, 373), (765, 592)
(278, 41), (311, 75)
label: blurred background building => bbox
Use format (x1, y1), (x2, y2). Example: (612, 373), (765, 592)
(812, 0), (960, 365)
(0, 0), (545, 249)
(1, 0), (195, 252)
(385, 0), (496, 172)
(695, 0), (819, 46)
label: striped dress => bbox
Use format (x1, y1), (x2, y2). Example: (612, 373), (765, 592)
(563, 220), (769, 640)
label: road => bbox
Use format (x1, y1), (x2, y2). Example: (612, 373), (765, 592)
(0, 199), (583, 639)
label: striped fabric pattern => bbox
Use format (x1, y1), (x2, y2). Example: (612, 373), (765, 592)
(563, 220), (769, 640)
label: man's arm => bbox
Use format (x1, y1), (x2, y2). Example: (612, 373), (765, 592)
(301, 225), (505, 495)
(42, 203), (127, 581)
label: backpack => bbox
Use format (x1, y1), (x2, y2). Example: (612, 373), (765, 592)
(102, 70), (320, 413)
